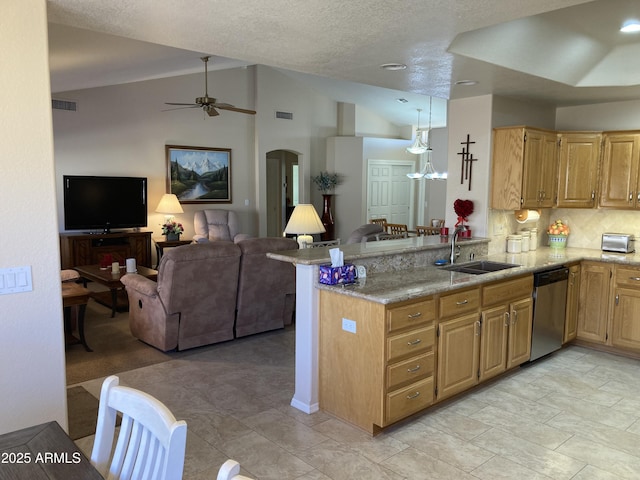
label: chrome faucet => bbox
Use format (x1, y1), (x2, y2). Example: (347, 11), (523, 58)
(450, 225), (469, 264)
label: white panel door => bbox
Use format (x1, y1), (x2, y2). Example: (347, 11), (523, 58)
(367, 160), (415, 227)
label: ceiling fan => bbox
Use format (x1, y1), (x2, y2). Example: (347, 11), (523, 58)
(164, 56), (256, 117)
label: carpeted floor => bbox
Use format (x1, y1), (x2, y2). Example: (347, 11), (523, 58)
(65, 287), (171, 385)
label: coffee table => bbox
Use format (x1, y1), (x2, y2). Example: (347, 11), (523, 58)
(74, 264), (158, 317)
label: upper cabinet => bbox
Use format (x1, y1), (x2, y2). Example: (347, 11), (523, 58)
(599, 132), (640, 209)
(557, 132), (601, 208)
(491, 127), (558, 210)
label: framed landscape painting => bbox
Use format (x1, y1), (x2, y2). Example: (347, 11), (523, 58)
(166, 145), (232, 203)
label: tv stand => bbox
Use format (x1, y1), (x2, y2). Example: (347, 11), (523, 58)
(60, 231), (152, 269)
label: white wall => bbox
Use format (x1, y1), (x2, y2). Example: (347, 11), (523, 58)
(446, 95), (494, 238)
(0, 0), (67, 434)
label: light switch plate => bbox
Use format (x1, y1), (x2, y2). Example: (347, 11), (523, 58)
(0, 266), (33, 295)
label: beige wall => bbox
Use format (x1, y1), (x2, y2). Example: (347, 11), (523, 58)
(0, 0), (67, 434)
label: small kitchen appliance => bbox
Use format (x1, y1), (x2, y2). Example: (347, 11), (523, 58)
(601, 233), (635, 253)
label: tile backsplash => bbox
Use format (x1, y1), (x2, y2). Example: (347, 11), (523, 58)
(488, 208), (640, 254)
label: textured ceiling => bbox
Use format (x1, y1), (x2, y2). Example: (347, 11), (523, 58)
(47, 0), (640, 126)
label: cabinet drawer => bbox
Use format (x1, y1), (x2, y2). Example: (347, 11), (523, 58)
(387, 297), (435, 333)
(439, 288), (480, 319)
(387, 352), (434, 391)
(387, 325), (434, 361)
(386, 377), (434, 424)
(482, 275), (533, 307)
(615, 266), (640, 289)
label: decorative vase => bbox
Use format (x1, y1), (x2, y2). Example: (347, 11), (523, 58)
(548, 234), (567, 249)
(321, 194), (335, 241)
(166, 233), (180, 242)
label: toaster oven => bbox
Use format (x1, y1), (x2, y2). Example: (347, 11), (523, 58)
(601, 233), (635, 253)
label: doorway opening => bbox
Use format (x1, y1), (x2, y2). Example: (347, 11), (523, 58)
(266, 150), (299, 237)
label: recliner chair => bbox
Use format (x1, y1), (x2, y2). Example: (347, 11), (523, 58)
(193, 209), (251, 243)
(121, 242), (241, 351)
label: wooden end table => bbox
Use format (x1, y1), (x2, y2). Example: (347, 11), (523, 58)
(61, 282), (92, 351)
(74, 264), (158, 317)
(153, 238), (192, 268)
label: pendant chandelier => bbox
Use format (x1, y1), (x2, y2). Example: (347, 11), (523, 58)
(406, 97), (448, 181)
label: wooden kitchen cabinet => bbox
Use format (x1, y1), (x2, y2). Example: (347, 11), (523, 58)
(577, 261), (612, 344)
(563, 263), (581, 343)
(557, 132), (601, 208)
(319, 291), (435, 434)
(599, 131), (640, 208)
(611, 265), (640, 352)
(480, 275), (533, 380)
(491, 126), (558, 210)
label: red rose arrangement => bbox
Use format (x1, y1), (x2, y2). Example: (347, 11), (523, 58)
(454, 199), (474, 226)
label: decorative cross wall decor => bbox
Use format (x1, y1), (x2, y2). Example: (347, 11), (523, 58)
(457, 134), (478, 191)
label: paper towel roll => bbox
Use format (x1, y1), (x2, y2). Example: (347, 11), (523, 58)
(126, 258), (137, 273)
(515, 209), (540, 224)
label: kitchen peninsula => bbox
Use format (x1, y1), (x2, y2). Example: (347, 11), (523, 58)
(270, 237), (640, 433)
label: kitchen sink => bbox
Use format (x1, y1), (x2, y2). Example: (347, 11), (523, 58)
(440, 260), (520, 275)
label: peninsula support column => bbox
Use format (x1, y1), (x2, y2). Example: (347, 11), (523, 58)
(290, 263), (320, 413)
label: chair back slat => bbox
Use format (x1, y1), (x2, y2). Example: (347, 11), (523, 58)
(92, 376), (187, 480)
(415, 226), (440, 236)
(386, 223), (408, 237)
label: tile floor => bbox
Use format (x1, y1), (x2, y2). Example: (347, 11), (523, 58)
(74, 327), (640, 479)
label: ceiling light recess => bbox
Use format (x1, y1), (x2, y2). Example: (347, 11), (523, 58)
(380, 63), (407, 71)
(455, 79), (478, 86)
(621, 20), (640, 33)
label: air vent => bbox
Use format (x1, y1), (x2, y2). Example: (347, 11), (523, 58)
(276, 111), (293, 120)
(52, 99), (77, 111)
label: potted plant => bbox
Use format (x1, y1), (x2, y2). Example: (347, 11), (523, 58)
(161, 220), (184, 241)
(312, 172), (340, 240)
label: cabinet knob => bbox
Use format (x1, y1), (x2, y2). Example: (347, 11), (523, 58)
(504, 312), (510, 327)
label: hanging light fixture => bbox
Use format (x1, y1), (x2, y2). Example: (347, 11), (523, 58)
(406, 98), (448, 180)
(406, 108), (429, 154)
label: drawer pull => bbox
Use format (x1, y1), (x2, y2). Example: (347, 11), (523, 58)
(407, 312), (422, 319)
(407, 365), (421, 373)
(406, 391), (421, 400)
(504, 312), (510, 327)
(407, 338), (422, 346)
(456, 299), (469, 305)
(629, 277), (640, 281)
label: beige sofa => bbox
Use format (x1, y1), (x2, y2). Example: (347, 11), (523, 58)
(121, 237), (297, 351)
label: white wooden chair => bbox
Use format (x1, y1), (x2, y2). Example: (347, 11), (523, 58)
(217, 459), (254, 480)
(91, 375), (187, 480)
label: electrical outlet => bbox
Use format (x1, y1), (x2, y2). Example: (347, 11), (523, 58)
(342, 318), (356, 334)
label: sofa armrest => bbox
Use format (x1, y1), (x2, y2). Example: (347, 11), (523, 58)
(120, 273), (158, 297)
(233, 233), (252, 243)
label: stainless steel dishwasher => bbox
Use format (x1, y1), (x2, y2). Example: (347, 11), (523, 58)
(530, 266), (569, 361)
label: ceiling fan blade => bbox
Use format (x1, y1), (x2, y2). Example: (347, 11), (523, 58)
(162, 105), (200, 112)
(215, 104), (257, 115)
(165, 102), (198, 106)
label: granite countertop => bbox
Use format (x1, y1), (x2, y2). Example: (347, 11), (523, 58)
(316, 247), (640, 305)
(267, 235), (489, 265)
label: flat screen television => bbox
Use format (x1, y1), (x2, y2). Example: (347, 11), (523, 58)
(63, 175), (147, 233)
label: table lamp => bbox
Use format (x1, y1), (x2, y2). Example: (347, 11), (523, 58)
(284, 204), (326, 248)
(155, 193), (184, 221)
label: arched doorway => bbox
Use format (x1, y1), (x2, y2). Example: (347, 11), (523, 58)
(266, 150), (299, 237)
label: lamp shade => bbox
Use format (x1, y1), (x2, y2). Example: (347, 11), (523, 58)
(284, 204), (326, 235)
(155, 194), (184, 214)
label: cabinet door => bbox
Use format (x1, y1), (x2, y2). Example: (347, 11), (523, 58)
(611, 288), (640, 352)
(521, 129), (558, 208)
(577, 262), (611, 343)
(600, 133), (640, 208)
(557, 133), (601, 208)
(479, 305), (508, 382)
(491, 127), (525, 210)
(436, 312), (480, 401)
(563, 264), (581, 343)
(507, 297), (533, 368)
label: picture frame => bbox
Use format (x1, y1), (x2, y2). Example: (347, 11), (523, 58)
(166, 145), (231, 203)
